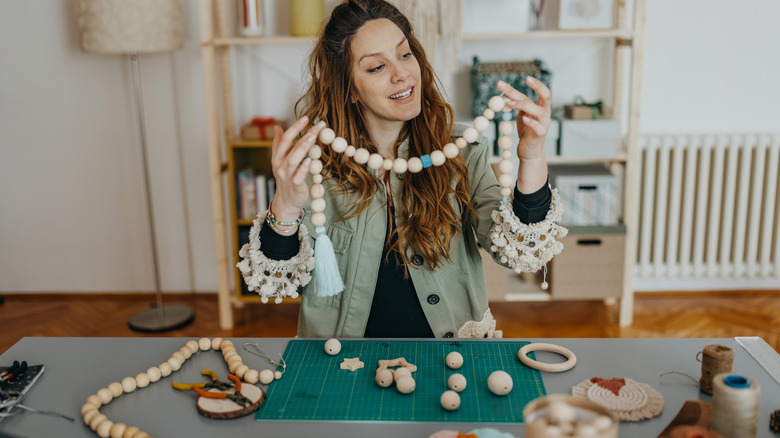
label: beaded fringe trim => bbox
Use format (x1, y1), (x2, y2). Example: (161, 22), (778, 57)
(236, 210), (315, 303)
(489, 187), (568, 273)
(457, 308), (503, 339)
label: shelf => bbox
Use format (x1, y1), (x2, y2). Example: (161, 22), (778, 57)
(489, 154), (628, 165)
(462, 29), (632, 41)
(214, 36), (314, 46)
(230, 139), (273, 148)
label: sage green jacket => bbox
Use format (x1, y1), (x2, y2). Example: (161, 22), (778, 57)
(297, 126), (515, 338)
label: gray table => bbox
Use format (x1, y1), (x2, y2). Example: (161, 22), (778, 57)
(0, 337), (778, 438)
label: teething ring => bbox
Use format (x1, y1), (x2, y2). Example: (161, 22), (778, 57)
(518, 343), (577, 372)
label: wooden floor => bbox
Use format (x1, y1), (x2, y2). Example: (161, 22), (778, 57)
(1, 291), (778, 354)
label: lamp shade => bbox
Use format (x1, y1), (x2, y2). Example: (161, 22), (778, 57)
(76, 0), (184, 54)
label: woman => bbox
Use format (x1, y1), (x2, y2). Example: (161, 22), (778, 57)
(237, 0), (565, 338)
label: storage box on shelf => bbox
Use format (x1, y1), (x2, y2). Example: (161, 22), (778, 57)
(549, 164), (622, 226)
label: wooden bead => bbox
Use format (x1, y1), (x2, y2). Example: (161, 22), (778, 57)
(222, 339), (235, 349)
(312, 173), (323, 184)
(502, 149), (512, 160)
(198, 337), (211, 351)
(97, 388), (113, 404)
(441, 390), (461, 411)
(383, 158), (394, 170)
(407, 157), (423, 173)
(90, 413), (107, 431)
(462, 127), (478, 143)
(97, 419), (114, 437)
(483, 108), (496, 120)
(499, 120), (514, 136)
(227, 356), (242, 369)
(430, 150), (446, 166)
(499, 159), (513, 173)
(110, 422), (127, 438)
(158, 362), (172, 377)
(167, 357), (182, 372)
(179, 346), (193, 360)
(86, 394), (103, 408)
(448, 373), (467, 392)
(393, 367), (412, 382)
(310, 183), (325, 198)
(455, 137), (467, 149)
(211, 337), (223, 350)
(244, 369), (259, 384)
(488, 95), (506, 112)
(308, 145), (322, 160)
(324, 338), (341, 355)
(367, 153), (384, 169)
(393, 158), (408, 174)
(134, 432), (150, 438)
(311, 212), (326, 227)
(376, 369), (393, 388)
(498, 135), (513, 149)
(344, 145), (356, 157)
(331, 136), (348, 153)
(234, 364), (249, 379)
(274, 371), (283, 380)
(446, 351), (463, 369)
(443, 143), (459, 159)
(487, 370), (513, 396)
(309, 159), (323, 175)
(135, 373), (150, 388)
(396, 376), (416, 394)
(222, 350), (238, 362)
(500, 187), (513, 197)
(311, 197), (326, 213)
(259, 369), (275, 384)
(186, 340), (200, 354)
(146, 367), (161, 383)
(83, 408), (100, 425)
(499, 173), (515, 188)
(474, 115), (490, 132)
(172, 351), (185, 365)
(318, 128), (335, 145)
(108, 382), (123, 397)
(354, 148), (370, 164)
(121, 377), (137, 393)
(123, 426), (140, 438)
(82, 403), (98, 415)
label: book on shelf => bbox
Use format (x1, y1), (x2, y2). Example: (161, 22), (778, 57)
(236, 168), (275, 220)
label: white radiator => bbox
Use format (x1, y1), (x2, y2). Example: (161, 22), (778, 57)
(637, 133), (780, 279)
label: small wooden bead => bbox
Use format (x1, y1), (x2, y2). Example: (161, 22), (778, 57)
(179, 346), (193, 360)
(167, 357), (182, 372)
(376, 369), (393, 388)
(97, 419), (114, 437)
(312, 173), (323, 184)
(488, 95), (506, 112)
(110, 422), (127, 438)
(407, 157), (423, 173)
(446, 352), (463, 369)
(441, 390), (461, 411)
(123, 426), (141, 438)
(344, 145), (356, 157)
(393, 368), (412, 382)
(443, 143), (459, 159)
(309, 159), (323, 174)
(499, 121), (515, 136)
(86, 394), (103, 408)
(311, 212), (327, 227)
(396, 376), (416, 394)
(474, 115), (490, 132)
(331, 136), (348, 153)
(244, 369), (259, 384)
(310, 183), (325, 198)
(455, 138), (467, 149)
(90, 413), (107, 431)
(186, 340), (200, 354)
(308, 145), (322, 160)
(498, 135), (513, 149)
(172, 351), (185, 364)
(227, 356), (243, 369)
(121, 377), (137, 393)
(83, 408), (100, 425)
(324, 338), (341, 355)
(211, 337), (223, 350)
(367, 153), (384, 169)
(393, 158), (408, 174)
(383, 158), (394, 170)
(221, 339), (235, 349)
(158, 362), (172, 377)
(462, 127), (478, 143)
(354, 148), (370, 164)
(274, 371), (283, 380)
(500, 187), (513, 197)
(234, 364), (250, 379)
(97, 388), (113, 404)
(222, 350), (237, 362)
(259, 369), (275, 384)
(448, 373), (467, 392)
(108, 382), (123, 397)
(146, 367), (161, 383)
(311, 197), (326, 213)
(502, 149), (512, 160)
(82, 403), (98, 415)
(483, 108), (496, 120)
(430, 150), (446, 166)
(198, 337), (211, 351)
(499, 159), (513, 173)
(135, 373), (150, 388)
(318, 128), (336, 145)
(499, 173), (515, 188)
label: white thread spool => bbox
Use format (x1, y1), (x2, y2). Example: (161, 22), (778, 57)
(711, 373), (760, 438)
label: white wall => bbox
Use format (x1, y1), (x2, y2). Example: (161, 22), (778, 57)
(1, 0), (778, 293)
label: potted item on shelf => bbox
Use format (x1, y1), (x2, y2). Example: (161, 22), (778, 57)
(290, 0), (325, 37)
(470, 57), (552, 118)
(237, 0), (265, 37)
(240, 117), (286, 141)
(563, 97), (612, 120)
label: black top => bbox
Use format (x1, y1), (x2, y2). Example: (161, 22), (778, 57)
(260, 183), (552, 337)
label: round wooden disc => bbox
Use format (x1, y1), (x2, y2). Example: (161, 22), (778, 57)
(196, 384), (265, 419)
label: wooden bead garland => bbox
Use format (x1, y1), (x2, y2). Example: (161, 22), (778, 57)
(80, 338), (276, 438)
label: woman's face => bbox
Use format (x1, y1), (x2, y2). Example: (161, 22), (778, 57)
(350, 18), (422, 132)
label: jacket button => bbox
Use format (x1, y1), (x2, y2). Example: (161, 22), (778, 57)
(443, 332), (454, 338)
(411, 254), (424, 266)
(427, 294), (440, 305)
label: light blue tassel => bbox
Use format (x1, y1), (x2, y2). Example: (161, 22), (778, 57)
(314, 226), (344, 297)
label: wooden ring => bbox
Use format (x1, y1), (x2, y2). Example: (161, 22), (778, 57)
(518, 343), (577, 372)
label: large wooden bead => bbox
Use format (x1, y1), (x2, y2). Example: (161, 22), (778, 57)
(83, 408), (100, 426)
(82, 403), (98, 415)
(331, 136), (348, 153)
(86, 394), (103, 408)
(186, 340), (200, 354)
(499, 159), (513, 173)
(311, 212), (326, 227)
(310, 183), (325, 198)
(311, 197), (326, 213)
(443, 143), (459, 159)
(502, 149), (512, 160)
(407, 157), (423, 173)
(393, 158), (408, 174)
(244, 369), (259, 384)
(499, 120), (515, 135)
(109, 422), (127, 438)
(97, 388), (113, 404)
(312, 173), (323, 184)
(455, 137), (468, 149)
(135, 372), (150, 389)
(354, 148), (370, 164)
(367, 153), (384, 170)
(446, 351), (464, 369)
(430, 150), (446, 166)
(259, 369), (275, 384)
(309, 159), (323, 175)
(97, 419), (114, 437)
(123, 426), (141, 438)
(487, 370), (513, 396)
(146, 367), (161, 383)
(179, 346), (193, 360)
(234, 364), (249, 379)
(396, 376), (416, 394)
(89, 413), (108, 431)
(499, 173), (515, 188)
(383, 158), (394, 170)
(172, 351), (185, 364)
(488, 95), (506, 112)
(227, 355), (243, 370)
(108, 382), (123, 397)
(483, 108), (496, 120)
(158, 362), (172, 377)
(376, 369), (393, 388)
(308, 145), (322, 160)
(498, 135), (513, 149)
(462, 127), (479, 143)
(198, 337), (211, 351)
(448, 373), (467, 392)
(223, 350), (238, 362)
(221, 340), (233, 351)
(121, 377), (137, 393)
(441, 390), (461, 411)
(211, 337), (223, 350)
(344, 145), (356, 157)
(318, 128), (336, 145)
(167, 357), (182, 372)
(474, 115), (490, 132)
(393, 367), (412, 382)
(324, 338), (341, 355)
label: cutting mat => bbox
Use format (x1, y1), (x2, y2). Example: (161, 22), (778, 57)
(256, 339), (545, 422)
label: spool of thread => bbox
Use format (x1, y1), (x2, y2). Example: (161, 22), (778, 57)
(699, 344), (733, 395)
(711, 373), (760, 438)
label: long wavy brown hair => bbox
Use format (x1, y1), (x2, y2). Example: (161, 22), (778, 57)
(295, 0), (476, 271)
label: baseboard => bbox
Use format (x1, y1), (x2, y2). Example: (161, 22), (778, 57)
(633, 276), (780, 292)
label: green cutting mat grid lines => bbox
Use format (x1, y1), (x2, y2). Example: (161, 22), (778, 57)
(256, 339), (546, 423)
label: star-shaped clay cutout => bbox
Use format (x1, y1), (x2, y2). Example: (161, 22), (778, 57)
(340, 357), (364, 372)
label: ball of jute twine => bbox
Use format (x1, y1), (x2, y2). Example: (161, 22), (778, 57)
(698, 344), (734, 395)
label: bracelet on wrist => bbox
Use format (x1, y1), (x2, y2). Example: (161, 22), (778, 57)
(268, 202), (304, 226)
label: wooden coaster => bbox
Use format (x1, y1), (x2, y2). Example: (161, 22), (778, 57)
(196, 384), (265, 419)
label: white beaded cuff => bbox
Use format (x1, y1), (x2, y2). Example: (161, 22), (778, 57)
(489, 187), (568, 273)
(236, 210), (315, 303)
(457, 308), (503, 339)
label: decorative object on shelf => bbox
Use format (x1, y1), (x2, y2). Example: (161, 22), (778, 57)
(517, 343), (577, 372)
(698, 344), (734, 395)
(241, 117), (285, 141)
(564, 96), (613, 120)
(471, 58), (551, 118)
(558, 118), (620, 158)
(75, 0), (194, 333)
(524, 394), (618, 438)
(238, 0), (264, 36)
(558, 0), (614, 30)
(290, 0), (325, 37)
(711, 374), (760, 438)
(572, 377), (664, 422)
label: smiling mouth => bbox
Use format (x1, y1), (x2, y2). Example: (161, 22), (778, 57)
(389, 87), (413, 100)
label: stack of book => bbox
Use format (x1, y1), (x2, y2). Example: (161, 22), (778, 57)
(236, 168), (276, 220)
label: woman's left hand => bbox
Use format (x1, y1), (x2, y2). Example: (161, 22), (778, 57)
(496, 77), (551, 162)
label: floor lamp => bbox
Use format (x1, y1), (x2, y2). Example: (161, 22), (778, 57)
(76, 0), (194, 332)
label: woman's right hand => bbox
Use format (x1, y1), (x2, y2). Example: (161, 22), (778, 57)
(269, 117), (327, 222)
